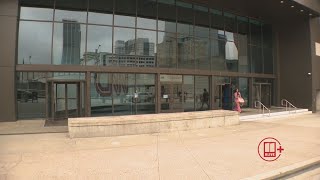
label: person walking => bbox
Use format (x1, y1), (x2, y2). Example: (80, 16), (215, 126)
(201, 88), (209, 110)
(234, 88), (242, 113)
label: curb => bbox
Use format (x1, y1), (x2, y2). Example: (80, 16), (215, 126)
(241, 156), (320, 180)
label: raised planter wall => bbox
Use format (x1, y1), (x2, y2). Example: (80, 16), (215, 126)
(68, 110), (239, 138)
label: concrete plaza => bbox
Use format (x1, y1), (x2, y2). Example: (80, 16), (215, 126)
(0, 113), (320, 179)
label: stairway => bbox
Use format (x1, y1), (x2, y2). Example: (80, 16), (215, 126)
(240, 108), (311, 121)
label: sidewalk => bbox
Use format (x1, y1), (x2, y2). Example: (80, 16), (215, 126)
(0, 113), (319, 179)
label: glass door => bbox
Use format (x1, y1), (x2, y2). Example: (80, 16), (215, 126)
(253, 83), (271, 108)
(47, 81), (84, 120)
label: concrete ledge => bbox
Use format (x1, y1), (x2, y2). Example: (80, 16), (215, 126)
(68, 110), (239, 138)
(242, 156), (320, 180)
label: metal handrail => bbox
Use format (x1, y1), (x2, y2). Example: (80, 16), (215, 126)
(255, 101), (271, 116)
(281, 99), (297, 113)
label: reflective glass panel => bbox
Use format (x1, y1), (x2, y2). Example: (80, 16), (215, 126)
(91, 73), (113, 116)
(195, 76), (210, 110)
(250, 19), (262, 46)
(113, 27), (135, 66)
(210, 9), (224, 38)
(114, 0), (136, 27)
(88, 0), (113, 25)
(52, 22), (86, 65)
(158, 0), (176, 33)
(86, 25), (113, 66)
(195, 37), (210, 70)
(18, 21), (52, 64)
(137, 0), (157, 29)
(136, 30), (156, 67)
(55, 0), (87, 23)
(250, 46), (263, 73)
(177, 36), (194, 69)
(158, 32), (177, 68)
(183, 75), (194, 112)
(16, 72), (47, 119)
(136, 74), (156, 114)
(113, 73), (136, 115)
(239, 78), (249, 107)
(224, 13), (237, 41)
(264, 48), (274, 74)
(20, 0), (54, 21)
(238, 35), (250, 72)
(211, 39), (226, 71)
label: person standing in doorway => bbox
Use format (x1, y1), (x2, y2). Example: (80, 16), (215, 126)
(234, 88), (242, 113)
(201, 88), (210, 110)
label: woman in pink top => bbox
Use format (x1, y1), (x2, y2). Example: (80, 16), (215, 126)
(234, 88), (242, 113)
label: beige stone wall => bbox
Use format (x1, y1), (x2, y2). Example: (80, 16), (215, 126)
(68, 110), (239, 138)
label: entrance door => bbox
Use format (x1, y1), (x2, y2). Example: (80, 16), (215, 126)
(214, 83), (233, 110)
(47, 81), (85, 120)
(253, 83), (271, 108)
(160, 83), (183, 113)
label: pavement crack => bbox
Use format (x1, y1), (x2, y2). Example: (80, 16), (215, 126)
(3, 154), (23, 174)
(177, 130), (213, 180)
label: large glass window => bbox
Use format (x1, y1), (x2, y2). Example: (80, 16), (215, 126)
(18, 0), (274, 75)
(158, 32), (177, 68)
(86, 25), (113, 66)
(250, 19), (262, 46)
(91, 73), (113, 116)
(18, 21), (52, 64)
(55, 0), (87, 23)
(250, 46), (263, 73)
(113, 27), (135, 66)
(52, 22), (86, 65)
(195, 37), (210, 70)
(238, 16), (250, 73)
(264, 48), (274, 74)
(195, 76), (210, 110)
(88, 0), (113, 25)
(114, 0), (136, 28)
(211, 39), (226, 71)
(158, 0), (176, 33)
(224, 13), (237, 42)
(239, 78), (249, 108)
(137, 0), (157, 30)
(20, 0), (54, 21)
(136, 30), (156, 67)
(113, 73), (135, 115)
(178, 36), (194, 69)
(210, 9), (224, 39)
(183, 75), (194, 112)
(194, 5), (209, 36)
(136, 74), (156, 114)
(16, 72), (47, 119)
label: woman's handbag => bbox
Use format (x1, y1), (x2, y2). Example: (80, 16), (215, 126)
(238, 97), (245, 104)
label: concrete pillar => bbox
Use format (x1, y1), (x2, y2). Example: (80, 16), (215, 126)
(0, 0), (19, 121)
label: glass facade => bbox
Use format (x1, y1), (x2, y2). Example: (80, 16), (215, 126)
(18, 0), (274, 73)
(91, 73), (156, 116)
(16, 0), (276, 119)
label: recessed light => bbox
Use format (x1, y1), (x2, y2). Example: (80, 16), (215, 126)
(300, 10), (304, 12)
(309, 13), (313, 16)
(280, 1), (284, 3)
(291, 5), (294, 8)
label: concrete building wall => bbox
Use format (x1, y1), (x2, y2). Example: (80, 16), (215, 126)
(309, 17), (320, 112)
(277, 19), (313, 109)
(0, 0), (18, 121)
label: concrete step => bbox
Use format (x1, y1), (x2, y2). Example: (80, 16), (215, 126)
(240, 109), (311, 121)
